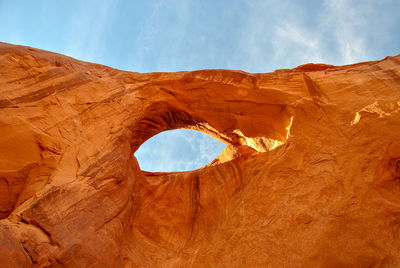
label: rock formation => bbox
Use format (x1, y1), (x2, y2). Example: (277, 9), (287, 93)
(0, 42), (400, 267)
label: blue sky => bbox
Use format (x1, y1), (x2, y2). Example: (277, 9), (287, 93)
(134, 129), (225, 172)
(1, 0), (399, 171)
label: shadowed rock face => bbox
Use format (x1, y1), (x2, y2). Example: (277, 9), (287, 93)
(0, 42), (400, 267)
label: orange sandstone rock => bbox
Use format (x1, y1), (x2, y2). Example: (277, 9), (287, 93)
(0, 42), (400, 267)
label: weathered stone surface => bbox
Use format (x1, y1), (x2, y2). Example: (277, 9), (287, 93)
(0, 42), (400, 267)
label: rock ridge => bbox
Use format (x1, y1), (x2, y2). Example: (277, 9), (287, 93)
(0, 42), (400, 267)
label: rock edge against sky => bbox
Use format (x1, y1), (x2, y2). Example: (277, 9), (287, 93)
(0, 42), (400, 267)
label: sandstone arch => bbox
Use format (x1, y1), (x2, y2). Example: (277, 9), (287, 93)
(0, 42), (400, 267)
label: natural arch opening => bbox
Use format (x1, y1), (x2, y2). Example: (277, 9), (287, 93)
(134, 129), (226, 172)
(130, 102), (294, 172)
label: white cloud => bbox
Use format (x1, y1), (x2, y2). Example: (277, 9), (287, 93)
(267, 0), (378, 68)
(322, 0), (368, 64)
(134, 129), (225, 172)
(63, 0), (118, 62)
(272, 21), (324, 65)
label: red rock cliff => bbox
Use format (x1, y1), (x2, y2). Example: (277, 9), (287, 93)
(0, 42), (400, 267)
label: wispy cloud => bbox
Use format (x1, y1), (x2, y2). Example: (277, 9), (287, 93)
(63, 0), (118, 62)
(272, 21), (324, 65)
(134, 129), (225, 172)
(322, 0), (368, 64)
(230, 0), (393, 71)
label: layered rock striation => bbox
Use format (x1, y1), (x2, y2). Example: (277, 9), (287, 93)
(0, 42), (400, 267)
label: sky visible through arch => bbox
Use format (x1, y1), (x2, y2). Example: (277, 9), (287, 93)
(1, 0), (399, 171)
(134, 129), (226, 172)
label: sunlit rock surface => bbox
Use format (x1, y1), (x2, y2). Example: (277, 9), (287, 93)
(0, 42), (400, 267)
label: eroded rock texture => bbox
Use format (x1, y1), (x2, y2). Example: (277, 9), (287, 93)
(0, 42), (400, 267)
